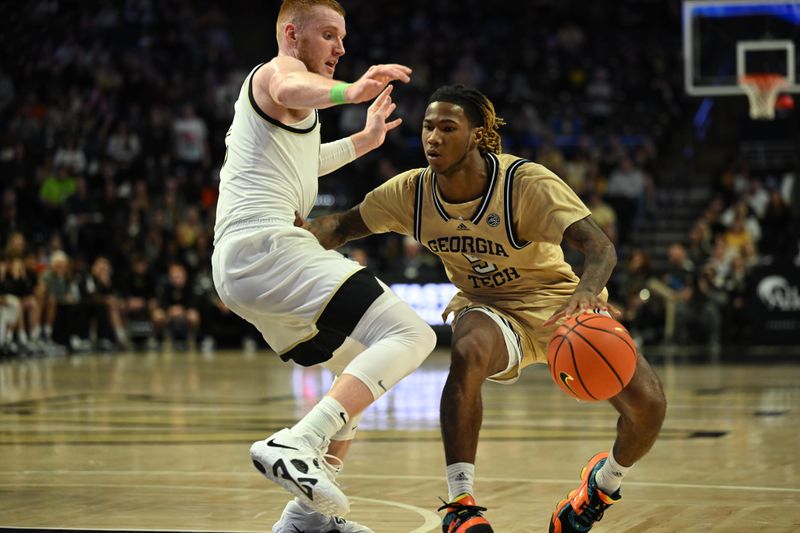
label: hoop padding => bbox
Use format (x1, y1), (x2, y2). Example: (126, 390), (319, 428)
(739, 74), (789, 120)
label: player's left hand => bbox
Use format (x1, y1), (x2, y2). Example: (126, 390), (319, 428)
(542, 290), (620, 327)
(358, 84), (402, 150)
(294, 210), (310, 230)
(295, 210), (338, 249)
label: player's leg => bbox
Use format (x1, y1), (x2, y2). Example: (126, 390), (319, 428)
(285, 283), (435, 440)
(439, 307), (520, 533)
(251, 277), (435, 517)
(442, 310), (508, 477)
(271, 402), (372, 532)
(550, 353), (666, 533)
(268, 291), (433, 532)
(606, 353), (666, 468)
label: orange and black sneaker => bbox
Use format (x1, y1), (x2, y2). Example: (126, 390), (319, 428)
(549, 452), (621, 533)
(438, 493), (494, 533)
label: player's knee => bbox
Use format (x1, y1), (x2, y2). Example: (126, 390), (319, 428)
(394, 312), (436, 367)
(629, 372), (667, 427)
(415, 320), (438, 361)
(450, 335), (493, 376)
(647, 378), (667, 424)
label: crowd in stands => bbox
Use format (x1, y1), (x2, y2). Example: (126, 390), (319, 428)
(613, 168), (798, 353)
(1, 0), (794, 358)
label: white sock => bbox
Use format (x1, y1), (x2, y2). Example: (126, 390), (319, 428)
(594, 449), (631, 495)
(446, 462), (475, 501)
(292, 395), (348, 442)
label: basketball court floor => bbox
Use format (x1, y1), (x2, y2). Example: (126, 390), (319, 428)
(1, 348), (798, 532)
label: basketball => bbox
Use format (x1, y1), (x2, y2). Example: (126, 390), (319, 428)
(547, 313), (638, 402)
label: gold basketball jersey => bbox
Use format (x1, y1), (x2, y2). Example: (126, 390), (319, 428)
(360, 152), (600, 366)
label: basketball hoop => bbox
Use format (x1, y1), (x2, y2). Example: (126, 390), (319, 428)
(739, 74), (789, 120)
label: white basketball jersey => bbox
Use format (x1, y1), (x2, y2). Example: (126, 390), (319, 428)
(214, 64), (321, 244)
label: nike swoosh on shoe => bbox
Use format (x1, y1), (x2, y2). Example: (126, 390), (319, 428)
(267, 439), (299, 451)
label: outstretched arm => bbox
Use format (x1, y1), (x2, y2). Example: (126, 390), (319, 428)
(543, 215), (620, 326)
(263, 57), (412, 111)
(295, 205), (373, 250)
(319, 85), (402, 176)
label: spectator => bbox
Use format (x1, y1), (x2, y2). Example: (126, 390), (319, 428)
(119, 255), (158, 348)
(722, 254), (751, 343)
(172, 104), (210, 171)
(39, 165), (77, 228)
(152, 263), (200, 349)
(760, 189), (792, 259)
(615, 249), (662, 346)
(722, 215), (754, 254)
(1, 234), (44, 352)
(685, 264), (726, 354)
(686, 220), (712, 268)
(106, 122), (142, 166)
(720, 200), (761, 244)
(605, 157), (647, 244)
(78, 256), (125, 351)
(41, 250), (80, 348)
(52, 137), (87, 174)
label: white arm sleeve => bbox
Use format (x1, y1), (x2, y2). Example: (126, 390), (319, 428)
(318, 137), (357, 177)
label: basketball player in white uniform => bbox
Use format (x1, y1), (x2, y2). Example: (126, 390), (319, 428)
(297, 85), (667, 533)
(211, 2), (436, 531)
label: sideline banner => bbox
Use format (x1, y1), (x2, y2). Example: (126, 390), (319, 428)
(747, 264), (800, 344)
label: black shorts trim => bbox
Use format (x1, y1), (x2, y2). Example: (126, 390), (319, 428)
(280, 269), (384, 367)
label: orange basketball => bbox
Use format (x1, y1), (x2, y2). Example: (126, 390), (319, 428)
(547, 313), (638, 401)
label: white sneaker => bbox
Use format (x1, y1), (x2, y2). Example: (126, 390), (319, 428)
(250, 428), (350, 516)
(272, 498), (374, 533)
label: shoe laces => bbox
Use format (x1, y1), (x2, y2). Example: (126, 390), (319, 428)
(321, 452), (344, 481)
(437, 496), (488, 519)
(572, 488), (614, 526)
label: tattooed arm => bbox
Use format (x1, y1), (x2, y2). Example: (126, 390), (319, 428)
(565, 215), (618, 296)
(543, 215), (620, 326)
(295, 205), (373, 250)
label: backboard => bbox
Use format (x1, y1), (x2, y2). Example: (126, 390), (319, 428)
(683, 0), (800, 96)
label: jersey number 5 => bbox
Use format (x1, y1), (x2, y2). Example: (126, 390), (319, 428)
(462, 253), (498, 275)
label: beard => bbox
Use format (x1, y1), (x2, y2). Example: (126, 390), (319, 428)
(295, 42), (328, 77)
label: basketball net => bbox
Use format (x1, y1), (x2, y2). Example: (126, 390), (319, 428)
(739, 74), (789, 120)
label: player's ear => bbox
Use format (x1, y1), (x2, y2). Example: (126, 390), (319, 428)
(284, 22), (299, 44)
(471, 127), (484, 150)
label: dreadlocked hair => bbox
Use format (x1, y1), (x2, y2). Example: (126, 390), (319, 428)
(429, 85), (506, 155)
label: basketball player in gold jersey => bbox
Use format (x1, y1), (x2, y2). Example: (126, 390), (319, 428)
(296, 85), (667, 533)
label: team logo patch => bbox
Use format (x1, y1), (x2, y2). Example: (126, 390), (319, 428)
(487, 213), (501, 227)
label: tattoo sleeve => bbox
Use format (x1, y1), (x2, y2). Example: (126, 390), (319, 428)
(562, 215), (617, 295)
(310, 204), (373, 249)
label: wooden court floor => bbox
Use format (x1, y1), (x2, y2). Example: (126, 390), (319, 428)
(1, 348), (799, 532)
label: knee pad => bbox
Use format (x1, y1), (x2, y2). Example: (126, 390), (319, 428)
(340, 296), (436, 400)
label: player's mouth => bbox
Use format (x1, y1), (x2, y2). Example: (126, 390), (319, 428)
(426, 149), (441, 161)
(325, 60), (337, 72)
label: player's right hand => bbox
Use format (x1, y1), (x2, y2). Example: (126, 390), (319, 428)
(346, 64), (412, 104)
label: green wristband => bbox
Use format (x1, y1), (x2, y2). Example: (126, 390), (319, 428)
(330, 82), (351, 105)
